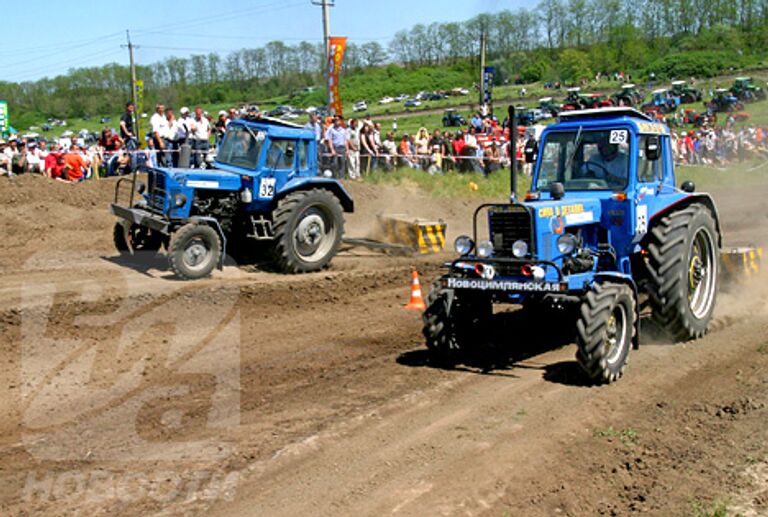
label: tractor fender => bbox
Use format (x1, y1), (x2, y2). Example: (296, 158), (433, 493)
(651, 193), (722, 247)
(276, 177), (354, 213)
(590, 272), (641, 350)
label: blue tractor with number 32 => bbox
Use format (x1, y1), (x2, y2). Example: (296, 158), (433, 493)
(423, 107), (722, 384)
(110, 116), (353, 279)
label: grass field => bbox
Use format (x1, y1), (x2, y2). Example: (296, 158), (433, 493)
(362, 160), (768, 199)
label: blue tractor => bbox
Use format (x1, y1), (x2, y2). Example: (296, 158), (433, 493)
(110, 116), (353, 279)
(423, 107), (721, 384)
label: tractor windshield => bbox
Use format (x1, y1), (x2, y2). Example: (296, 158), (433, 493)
(536, 129), (631, 192)
(216, 124), (265, 169)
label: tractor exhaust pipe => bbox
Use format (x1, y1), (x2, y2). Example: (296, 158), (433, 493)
(508, 104), (517, 203)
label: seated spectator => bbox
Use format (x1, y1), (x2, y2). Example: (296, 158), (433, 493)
(484, 142), (501, 176)
(63, 144), (90, 182)
(9, 140), (27, 174)
(106, 140), (131, 176)
(0, 140), (10, 175)
(99, 127), (123, 152)
(44, 144), (66, 179)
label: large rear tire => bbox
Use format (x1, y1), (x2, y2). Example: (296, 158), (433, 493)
(271, 189), (344, 273)
(168, 223), (221, 280)
(645, 204), (719, 340)
(576, 283), (636, 384)
(422, 280), (492, 366)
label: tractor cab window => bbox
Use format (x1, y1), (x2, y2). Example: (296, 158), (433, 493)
(298, 140), (310, 170)
(536, 129), (631, 192)
(637, 135), (662, 183)
(216, 125), (264, 169)
(266, 139), (296, 170)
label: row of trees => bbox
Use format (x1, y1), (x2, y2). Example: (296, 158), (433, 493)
(1, 0), (768, 124)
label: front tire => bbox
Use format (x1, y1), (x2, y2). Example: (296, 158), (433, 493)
(271, 189), (344, 273)
(422, 280), (492, 366)
(168, 223), (221, 280)
(576, 283), (636, 384)
(645, 204), (719, 340)
(113, 222), (163, 255)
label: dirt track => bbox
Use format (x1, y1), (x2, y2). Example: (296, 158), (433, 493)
(1, 175), (767, 516)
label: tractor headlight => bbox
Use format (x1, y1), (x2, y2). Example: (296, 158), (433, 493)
(512, 240), (528, 258)
(454, 235), (474, 256)
(477, 240), (494, 258)
(174, 193), (187, 207)
(240, 188), (253, 203)
(557, 233), (578, 255)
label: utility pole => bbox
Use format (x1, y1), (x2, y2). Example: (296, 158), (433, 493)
(478, 27), (486, 111)
(311, 0), (334, 108)
(123, 30), (140, 148)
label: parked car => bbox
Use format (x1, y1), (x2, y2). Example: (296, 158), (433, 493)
(379, 96), (394, 104)
(428, 92), (447, 101)
(404, 99), (422, 108)
(442, 109), (466, 127)
(100, 117), (111, 123)
(394, 94), (409, 102)
(451, 87), (470, 96)
(353, 101), (368, 112)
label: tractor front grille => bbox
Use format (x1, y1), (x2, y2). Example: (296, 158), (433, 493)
(488, 206), (534, 257)
(147, 172), (168, 214)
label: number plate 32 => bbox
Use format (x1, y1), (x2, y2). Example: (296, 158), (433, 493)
(259, 178), (276, 199)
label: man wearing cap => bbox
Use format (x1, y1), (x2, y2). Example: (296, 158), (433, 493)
(190, 106), (211, 168)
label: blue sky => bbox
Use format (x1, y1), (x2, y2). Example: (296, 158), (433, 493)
(1, 0), (526, 83)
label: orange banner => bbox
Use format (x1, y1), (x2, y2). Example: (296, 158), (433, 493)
(327, 36), (347, 116)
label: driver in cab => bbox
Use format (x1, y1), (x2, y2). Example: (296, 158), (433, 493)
(580, 136), (629, 188)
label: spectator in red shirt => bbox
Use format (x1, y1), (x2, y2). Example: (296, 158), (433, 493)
(63, 144), (90, 182)
(44, 143), (65, 179)
(99, 127), (123, 152)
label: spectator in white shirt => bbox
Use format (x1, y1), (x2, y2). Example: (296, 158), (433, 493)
(190, 106), (211, 168)
(150, 104), (170, 167)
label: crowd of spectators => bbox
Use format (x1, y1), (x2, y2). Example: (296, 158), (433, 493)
(305, 110), (513, 180)
(3, 99), (767, 183)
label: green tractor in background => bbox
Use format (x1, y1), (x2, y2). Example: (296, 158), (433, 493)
(670, 80), (703, 104)
(612, 84), (644, 107)
(730, 77), (766, 102)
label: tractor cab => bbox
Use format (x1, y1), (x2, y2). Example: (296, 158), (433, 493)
(427, 107), (722, 384)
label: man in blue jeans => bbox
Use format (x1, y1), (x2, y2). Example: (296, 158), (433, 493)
(324, 116), (348, 179)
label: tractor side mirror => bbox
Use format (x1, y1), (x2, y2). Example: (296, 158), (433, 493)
(550, 182), (565, 200)
(645, 136), (660, 161)
(681, 180), (695, 193)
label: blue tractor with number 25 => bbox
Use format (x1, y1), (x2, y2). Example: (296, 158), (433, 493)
(110, 116), (353, 279)
(424, 107), (722, 384)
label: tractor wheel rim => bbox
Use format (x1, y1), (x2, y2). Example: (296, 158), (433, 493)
(605, 305), (628, 366)
(294, 205), (336, 262)
(688, 228), (717, 319)
(183, 238), (210, 270)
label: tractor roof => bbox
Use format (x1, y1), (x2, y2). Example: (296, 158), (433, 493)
(235, 115), (313, 139)
(557, 107), (653, 122)
(622, 83), (636, 88)
(652, 88), (667, 94)
(671, 80), (686, 85)
(567, 87), (581, 92)
(715, 88), (729, 93)
(539, 97), (552, 102)
(735, 76), (751, 81)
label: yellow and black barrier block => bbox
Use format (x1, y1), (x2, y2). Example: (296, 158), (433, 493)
(721, 246), (763, 280)
(374, 214), (447, 254)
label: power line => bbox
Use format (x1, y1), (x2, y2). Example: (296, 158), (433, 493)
(8, 49), (125, 82)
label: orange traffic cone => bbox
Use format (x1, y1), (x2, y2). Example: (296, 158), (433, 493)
(405, 269), (427, 310)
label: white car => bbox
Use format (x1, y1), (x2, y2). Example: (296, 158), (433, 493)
(379, 96), (394, 104)
(353, 101), (368, 112)
(394, 94), (409, 102)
